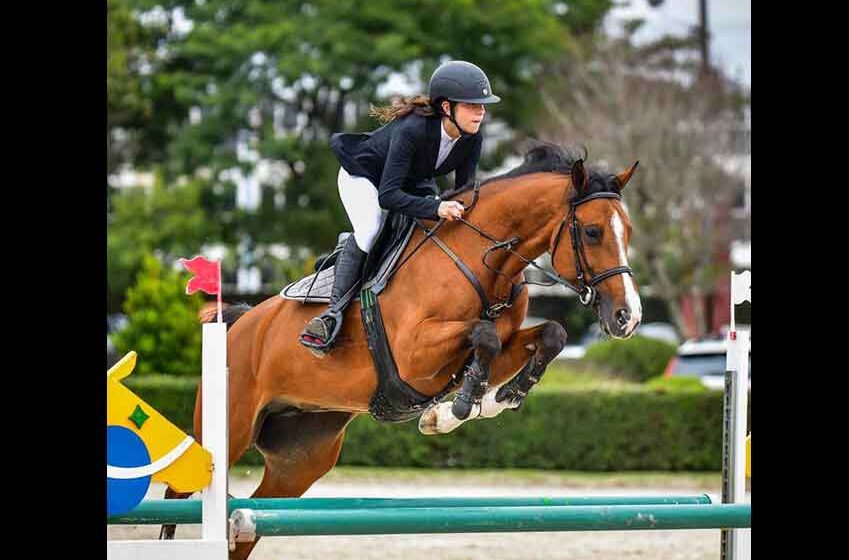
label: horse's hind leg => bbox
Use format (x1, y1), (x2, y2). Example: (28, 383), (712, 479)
(230, 408), (355, 560)
(156, 487), (193, 539)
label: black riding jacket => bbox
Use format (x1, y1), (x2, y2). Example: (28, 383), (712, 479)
(330, 113), (482, 220)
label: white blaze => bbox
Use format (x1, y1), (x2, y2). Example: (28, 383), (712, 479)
(611, 211), (642, 331)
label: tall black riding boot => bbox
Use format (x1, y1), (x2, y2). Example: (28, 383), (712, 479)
(299, 236), (367, 356)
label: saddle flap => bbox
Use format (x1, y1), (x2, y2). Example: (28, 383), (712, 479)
(362, 213), (417, 295)
(280, 213), (418, 303)
(281, 266), (336, 303)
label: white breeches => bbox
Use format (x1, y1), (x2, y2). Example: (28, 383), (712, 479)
(337, 167), (388, 252)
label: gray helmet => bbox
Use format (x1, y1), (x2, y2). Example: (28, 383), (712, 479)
(428, 61), (501, 104)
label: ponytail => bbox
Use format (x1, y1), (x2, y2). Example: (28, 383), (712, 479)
(369, 95), (435, 124)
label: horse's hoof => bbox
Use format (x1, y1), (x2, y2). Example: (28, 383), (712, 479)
(418, 408), (439, 435)
(418, 403), (464, 435)
(159, 524), (176, 540)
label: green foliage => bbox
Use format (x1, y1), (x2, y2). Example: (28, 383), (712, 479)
(339, 389), (729, 471)
(112, 255), (204, 376)
(561, 305), (599, 342)
(108, 0), (153, 173)
(584, 335), (678, 382)
(248, 141), (346, 251)
(122, 0), (606, 174)
(537, 360), (641, 390)
(107, 175), (219, 310)
(645, 375), (708, 393)
(107, 0), (620, 306)
(124, 375), (201, 425)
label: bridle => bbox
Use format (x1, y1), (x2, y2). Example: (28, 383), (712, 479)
(391, 182), (634, 319)
(547, 191), (634, 307)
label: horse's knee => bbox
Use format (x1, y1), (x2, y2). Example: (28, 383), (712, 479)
(469, 320), (501, 360)
(539, 321), (568, 360)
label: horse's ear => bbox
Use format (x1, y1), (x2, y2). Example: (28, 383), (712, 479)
(572, 159), (588, 195)
(616, 160), (639, 190)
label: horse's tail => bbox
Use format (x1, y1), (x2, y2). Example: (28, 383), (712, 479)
(200, 302), (253, 330)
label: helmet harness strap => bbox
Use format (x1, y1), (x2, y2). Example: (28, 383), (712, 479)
(447, 100), (472, 137)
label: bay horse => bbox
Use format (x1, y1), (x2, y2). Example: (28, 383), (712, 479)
(164, 143), (642, 559)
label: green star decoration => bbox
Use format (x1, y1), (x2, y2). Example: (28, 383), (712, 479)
(128, 405), (150, 429)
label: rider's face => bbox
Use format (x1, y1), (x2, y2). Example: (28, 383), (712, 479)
(442, 101), (486, 134)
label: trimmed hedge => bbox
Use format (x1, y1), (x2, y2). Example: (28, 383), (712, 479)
(126, 375), (200, 427)
(125, 377), (750, 471)
(584, 335), (678, 382)
(645, 375), (708, 392)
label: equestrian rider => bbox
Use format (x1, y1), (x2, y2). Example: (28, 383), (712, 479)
(299, 60), (501, 355)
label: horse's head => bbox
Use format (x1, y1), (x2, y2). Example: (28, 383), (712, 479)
(549, 159), (642, 339)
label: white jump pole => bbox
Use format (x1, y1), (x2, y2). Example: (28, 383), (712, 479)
(201, 321), (230, 557)
(721, 270), (750, 560)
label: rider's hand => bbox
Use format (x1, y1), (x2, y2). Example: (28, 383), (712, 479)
(438, 201), (465, 221)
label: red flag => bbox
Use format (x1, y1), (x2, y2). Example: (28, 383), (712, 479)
(179, 256), (220, 295)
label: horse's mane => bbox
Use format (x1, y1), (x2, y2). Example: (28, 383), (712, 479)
(443, 141), (621, 200)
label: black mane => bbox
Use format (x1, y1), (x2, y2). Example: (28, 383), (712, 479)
(443, 141), (621, 200)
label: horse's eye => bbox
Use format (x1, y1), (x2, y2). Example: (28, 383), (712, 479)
(585, 226), (601, 240)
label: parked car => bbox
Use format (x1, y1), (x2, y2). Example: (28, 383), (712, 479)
(664, 328), (751, 390)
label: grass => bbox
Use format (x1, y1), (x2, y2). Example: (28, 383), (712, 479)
(536, 359), (710, 394)
(535, 359), (641, 391)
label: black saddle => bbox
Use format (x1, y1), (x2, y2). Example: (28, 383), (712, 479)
(280, 212), (418, 303)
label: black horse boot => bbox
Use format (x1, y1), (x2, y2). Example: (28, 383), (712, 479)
(299, 235), (367, 357)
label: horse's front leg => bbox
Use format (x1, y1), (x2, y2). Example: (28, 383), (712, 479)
(419, 320), (501, 435)
(478, 321), (568, 419)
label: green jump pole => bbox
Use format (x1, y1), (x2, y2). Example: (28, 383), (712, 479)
(230, 504), (751, 540)
(109, 495), (712, 525)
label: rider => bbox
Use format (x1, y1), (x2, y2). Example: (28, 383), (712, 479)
(298, 60), (501, 355)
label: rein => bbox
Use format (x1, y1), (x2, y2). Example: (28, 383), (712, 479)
(388, 182), (633, 319)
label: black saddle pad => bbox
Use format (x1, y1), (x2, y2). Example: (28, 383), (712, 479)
(280, 213), (418, 303)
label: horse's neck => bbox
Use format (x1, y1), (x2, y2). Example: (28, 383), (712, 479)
(452, 174), (570, 294)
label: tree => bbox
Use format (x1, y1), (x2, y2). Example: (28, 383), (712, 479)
(108, 1), (615, 235)
(535, 28), (749, 337)
(112, 254), (205, 376)
(108, 0), (153, 175)
(107, 1), (621, 309)
(108, 173), (220, 312)
(118, 1), (614, 174)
